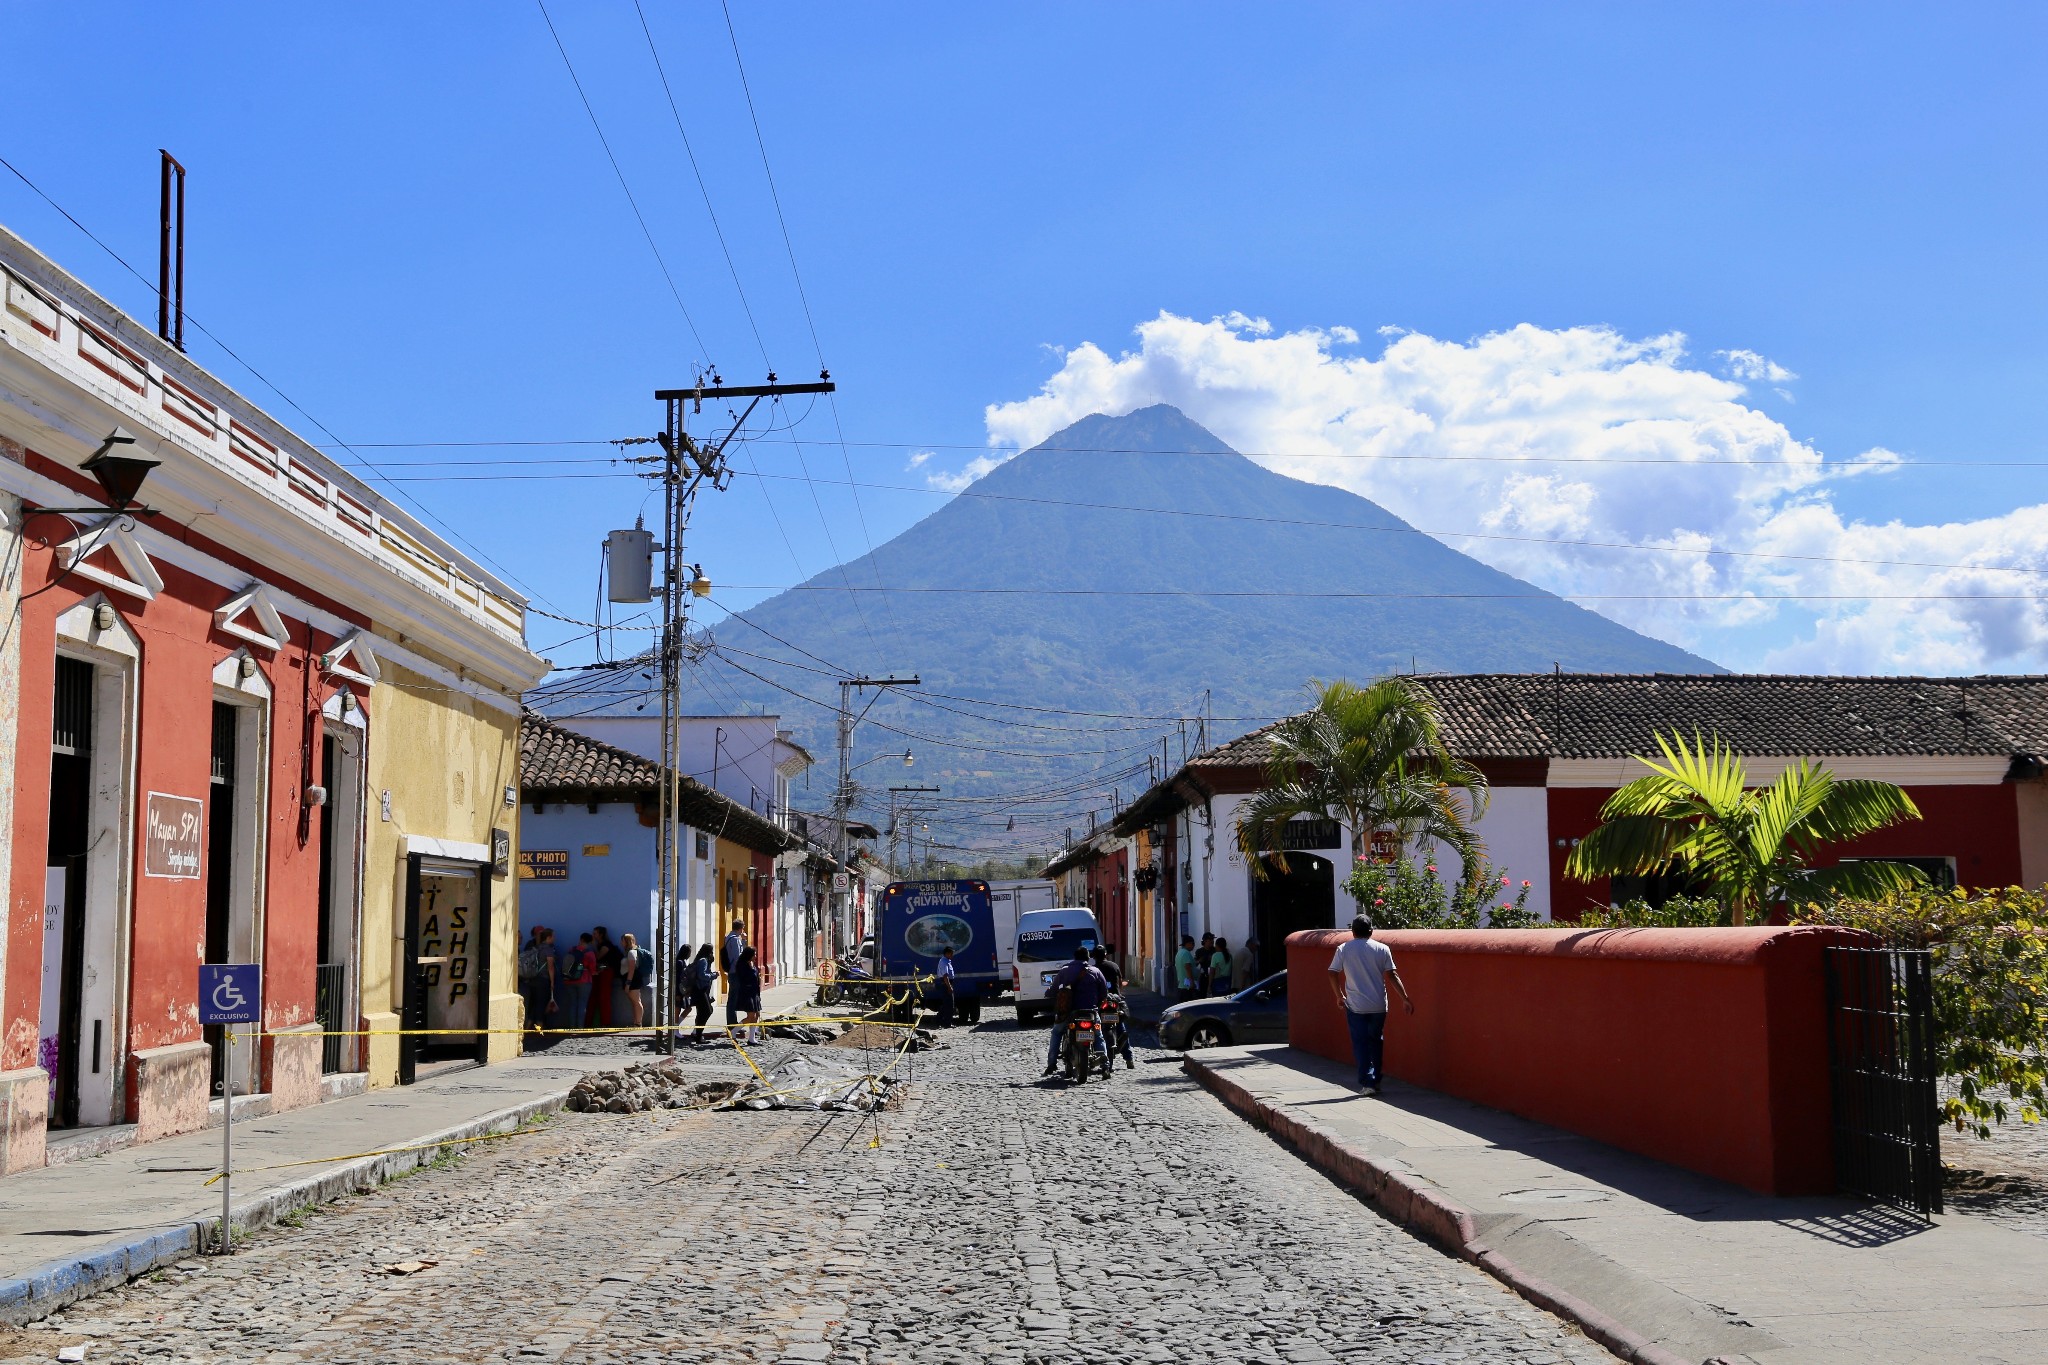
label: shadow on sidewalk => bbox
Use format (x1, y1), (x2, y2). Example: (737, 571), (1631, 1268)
(1202, 1044), (1935, 1247)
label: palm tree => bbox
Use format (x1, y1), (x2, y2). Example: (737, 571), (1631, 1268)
(1565, 730), (1924, 925)
(1235, 678), (1490, 894)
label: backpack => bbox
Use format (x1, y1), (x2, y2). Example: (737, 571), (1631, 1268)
(518, 941), (549, 977)
(560, 950), (589, 984)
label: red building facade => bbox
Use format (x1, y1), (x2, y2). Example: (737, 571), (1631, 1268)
(1, 224), (540, 1172)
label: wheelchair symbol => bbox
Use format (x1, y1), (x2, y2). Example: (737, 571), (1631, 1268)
(212, 977), (247, 1014)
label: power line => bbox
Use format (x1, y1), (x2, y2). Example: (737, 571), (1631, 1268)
(0, 152), (562, 615)
(632, 0), (770, 369)
(699, 584), (2048, 603)
(718, 0), (904, 660)
(304, 455), (2048, 583)
(305, 433), (2048, 471)
(535, 0), (709, 363)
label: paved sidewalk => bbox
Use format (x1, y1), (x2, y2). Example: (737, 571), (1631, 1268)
(0, 1052), (624, 1324)
(1187, 1044), (2048, 1365)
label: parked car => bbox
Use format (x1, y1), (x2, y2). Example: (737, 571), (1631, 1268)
(1158, 972), (1288, 1050)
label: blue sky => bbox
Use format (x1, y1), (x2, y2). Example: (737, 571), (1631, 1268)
(5, 3), (2047, 672)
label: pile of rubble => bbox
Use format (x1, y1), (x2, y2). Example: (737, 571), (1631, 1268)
(564, 1061), (740, 1113)
(724, 1054), (905, 1112)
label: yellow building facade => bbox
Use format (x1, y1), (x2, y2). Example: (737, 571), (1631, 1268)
(359, 646), (537, 1086)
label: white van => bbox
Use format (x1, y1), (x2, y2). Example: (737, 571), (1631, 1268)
(987, 879), (1056, 997)
(1011, 906), (1103, 1025)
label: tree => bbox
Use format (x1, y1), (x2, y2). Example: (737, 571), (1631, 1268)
(1798, 887), (2048, 1136)
(1564, 730), (1924, 925)
(1235, 677), (1490, 897)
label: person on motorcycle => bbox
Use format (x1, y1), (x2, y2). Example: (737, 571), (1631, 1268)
(1041, 945), (1111, 1078)
(1092, 947), (1137, 1071)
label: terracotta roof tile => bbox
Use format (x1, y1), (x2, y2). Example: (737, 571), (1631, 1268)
(1187, 673), (2048, 766)
(518, 712), (798, 855)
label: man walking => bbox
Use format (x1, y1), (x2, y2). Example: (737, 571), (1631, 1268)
(1327, 916), (1413, 1095)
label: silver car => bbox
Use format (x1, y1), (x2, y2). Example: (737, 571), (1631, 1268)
(1158, 972), (1288, 1050)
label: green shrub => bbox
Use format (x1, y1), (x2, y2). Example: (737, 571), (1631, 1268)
(1575, 895), (1730, 928)
(1343, 856), (1537, 929)
(1796, 886), (2048, 1136)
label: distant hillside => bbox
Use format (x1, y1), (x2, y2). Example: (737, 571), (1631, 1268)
(538, 405), (1717, 846)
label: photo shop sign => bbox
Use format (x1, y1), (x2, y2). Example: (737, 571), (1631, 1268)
(144, 791), (205, 879)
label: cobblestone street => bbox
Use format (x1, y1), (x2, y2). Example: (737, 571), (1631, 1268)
(7, 1023), (1602, 1365)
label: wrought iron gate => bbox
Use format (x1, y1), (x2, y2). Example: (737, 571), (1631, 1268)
(315, 963), (348, 1075)
(1823, 946), (1942, 1215)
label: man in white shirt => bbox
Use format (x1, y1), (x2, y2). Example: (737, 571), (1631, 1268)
(1327, 916), (1413, 1095)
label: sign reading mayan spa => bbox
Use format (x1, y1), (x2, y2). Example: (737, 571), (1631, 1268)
(520, 850), (569, 881)
(144, 792), (205, 879)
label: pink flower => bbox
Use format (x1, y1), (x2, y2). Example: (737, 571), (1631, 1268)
(1521, 880), (1532, 888)
(1426, 864), (1437, 874)
(1374, 898), (1384, 906)
(1501, 876), (1511, 886)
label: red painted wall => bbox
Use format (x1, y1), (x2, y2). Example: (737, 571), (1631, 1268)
(1288, 925), (1871, 1195)
(1083, 847), (1128, 955)
(4, 488), (367, 1113)
(1549, 782), (2023, 920)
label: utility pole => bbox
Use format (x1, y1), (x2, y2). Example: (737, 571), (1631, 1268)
(888, 783), (940, 879)
(833, 675), (919, 943)
(648, 374), (833, 1052)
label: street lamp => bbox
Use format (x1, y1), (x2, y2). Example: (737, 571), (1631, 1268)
(849, 749), (914, 774)
(37, 427), (161, 516)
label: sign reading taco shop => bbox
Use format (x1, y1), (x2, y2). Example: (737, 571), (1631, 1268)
(144, 792), (205, 879)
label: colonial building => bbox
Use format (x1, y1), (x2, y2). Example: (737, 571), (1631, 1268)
(0, 224), (542, 1173)
(517, 713), (798, 1005)
(1109, 673), (2048, 991)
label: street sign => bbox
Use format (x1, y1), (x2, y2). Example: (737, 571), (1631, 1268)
(832, 872), (850, 892)
(199, 964), (261, 1026)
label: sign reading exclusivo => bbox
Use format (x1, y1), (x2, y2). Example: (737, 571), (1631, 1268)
(144, 792), (205, 879)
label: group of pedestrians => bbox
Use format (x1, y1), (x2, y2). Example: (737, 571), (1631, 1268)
(517, 918), (764, 1045)
(1171, 931), (1253, 1001)
(679, 920), (764, 1046)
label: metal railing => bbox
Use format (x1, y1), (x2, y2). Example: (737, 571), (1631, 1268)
(1824, 946), (1942, 1215)
(315, 963), (348, 1075)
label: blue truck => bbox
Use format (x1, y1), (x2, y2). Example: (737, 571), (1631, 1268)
(877, 879), (1002, 1022)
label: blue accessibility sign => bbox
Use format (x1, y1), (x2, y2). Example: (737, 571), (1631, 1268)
(199, 964), (261, 1026)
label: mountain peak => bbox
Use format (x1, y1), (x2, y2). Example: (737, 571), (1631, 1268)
(687, 404), (1718, 804)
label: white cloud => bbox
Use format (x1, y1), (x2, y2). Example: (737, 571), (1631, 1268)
(927, 453), (1003, 493)
(905, 450), (933, 470)
(1716, 348), (1798, 384)
(979, 313), (2048, 674)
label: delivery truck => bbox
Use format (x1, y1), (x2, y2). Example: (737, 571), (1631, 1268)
(876, 879), (1002, 1022)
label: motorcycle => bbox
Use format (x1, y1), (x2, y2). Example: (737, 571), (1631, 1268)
(1061, 1008), (1113, 1084)
(1100, 993), (1133, 1069)
(818, 954), (879, 1009)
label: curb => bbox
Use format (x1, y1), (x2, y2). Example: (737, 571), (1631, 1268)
(1183, 1055), (1696, 1365)
(0, 1089), (574, 1326)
